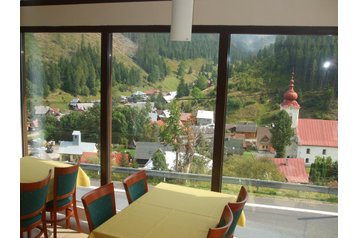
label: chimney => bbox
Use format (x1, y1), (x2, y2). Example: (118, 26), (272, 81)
(285, 157), (289, 166)
(72, 130), (81, 146)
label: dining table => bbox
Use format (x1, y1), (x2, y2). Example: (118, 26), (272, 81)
(20, 156), (91, 201)
(88, 182), (246, 238)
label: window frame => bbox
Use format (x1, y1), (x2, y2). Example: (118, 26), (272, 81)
(20, 25), (338, 192)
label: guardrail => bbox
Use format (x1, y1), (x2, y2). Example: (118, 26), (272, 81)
(79, 163), (338, 195)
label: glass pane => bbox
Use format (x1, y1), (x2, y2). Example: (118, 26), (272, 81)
(223, 34), (338, 237)
(111, 33), (219, 190)
(24, 32), (101, 176)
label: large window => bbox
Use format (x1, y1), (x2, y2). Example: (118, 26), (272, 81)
(110, 33), (219, 187)
(222, 34), (338, 191)
(21, 29), (338, 237)
(24, 33), (101, 166)
(221, 33), (338, 237)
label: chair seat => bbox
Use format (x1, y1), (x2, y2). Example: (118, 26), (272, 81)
(20, 213), (42, 228)
(46, 197), (73, 209)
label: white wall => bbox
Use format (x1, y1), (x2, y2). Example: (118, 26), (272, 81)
(297, 146), (338, 164)
(21, 0), (337, 27)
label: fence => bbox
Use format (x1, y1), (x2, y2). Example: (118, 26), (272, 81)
(79, 163), (338, 195)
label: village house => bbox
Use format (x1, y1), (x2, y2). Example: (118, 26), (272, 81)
(69, 98), (80, 109)
(144, 89), (160, 96)
(75, 102), (94, 111)
(58, 130), (97, 161)
(134, 142), (174, 167)
(196, 110), (214, 126)
(163, 91), (177, 103)
(235, 121), (257, 142)
(256, 126), (275, 153)
(295, 119), (338, 164)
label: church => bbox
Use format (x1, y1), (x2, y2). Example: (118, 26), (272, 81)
(280, 74), (338, 164)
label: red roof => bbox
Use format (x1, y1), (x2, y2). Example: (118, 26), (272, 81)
(180, 113), (193, 122)
(272, 158), (309, 183)
(144, 89), (160, 95)
(297, 119), (338, 147)
(80, 152), (130, 165)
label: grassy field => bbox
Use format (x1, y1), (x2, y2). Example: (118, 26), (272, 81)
(32, 89), (101, 113)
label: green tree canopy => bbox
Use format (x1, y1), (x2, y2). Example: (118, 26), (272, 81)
(152, 149), (168, 171)
(309, 156), (338, 185)
(160, 100), (182, 171)
(270, 110), (294, 158)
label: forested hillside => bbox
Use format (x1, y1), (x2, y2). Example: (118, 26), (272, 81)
(24, 33), (338, 121)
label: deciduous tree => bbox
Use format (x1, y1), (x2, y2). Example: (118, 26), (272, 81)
(270, 110), (294, 158)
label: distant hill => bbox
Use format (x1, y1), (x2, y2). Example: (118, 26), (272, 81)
(25, 32), (141, 71)
(231, 35), (276, 56)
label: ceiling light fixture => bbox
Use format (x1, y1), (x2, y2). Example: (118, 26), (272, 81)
(170, 0), (194, 41)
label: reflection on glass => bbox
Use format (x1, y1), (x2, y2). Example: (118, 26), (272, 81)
(25, 33), (101, 167)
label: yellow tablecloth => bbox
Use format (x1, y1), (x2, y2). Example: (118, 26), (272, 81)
(20, 156), (91, 201)
(89, 183), (246, 238)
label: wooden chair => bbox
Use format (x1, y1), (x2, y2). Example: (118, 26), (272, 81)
(207, 204), (233, 238)
(21, 170), (52, 238)
(226, 186), (248, 238)
(81, 182), (116, 232)
(123, 170), (148, 204)
(45, 164), (82, 238)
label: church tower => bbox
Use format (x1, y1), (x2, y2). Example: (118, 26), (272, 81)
(280, 73), (300, 128)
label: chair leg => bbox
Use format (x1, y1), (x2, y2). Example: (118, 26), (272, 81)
(43, 212), (49, 238)
(66, 208), (71, 228)
(73, 202), (82, 232)
(53, 211), (57, 238)
(27, 230), (31, 238)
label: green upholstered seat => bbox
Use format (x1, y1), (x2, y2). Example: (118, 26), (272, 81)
(46, 164), (82, 238)
(127, 179), (146, 203)
(86, 194), (115, 229)
(20, 170), (51, 238)
(123, 170), (148, 204)
(81, 182), (116, 232)
(21, 214), (42, 228)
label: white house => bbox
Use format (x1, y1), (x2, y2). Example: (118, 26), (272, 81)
(295, 119), (338, 164)
(163, 91), (177, 103)
(58, 130), (97, 161)
(196, 110), (214, 126)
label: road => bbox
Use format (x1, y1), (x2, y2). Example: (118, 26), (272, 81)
(76, 182), (338, 238)
(236, 198), (337, 238)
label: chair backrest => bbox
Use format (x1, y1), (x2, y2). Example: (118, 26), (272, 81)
(81, 182), (116, 232)
(123, 170), (148, 204)
(53, 164), (79, 201)
(20, 170), (52, 221)
(207, 205), (233, 238)
(226, 186), (248, 238)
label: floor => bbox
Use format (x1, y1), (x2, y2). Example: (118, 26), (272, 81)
(22, 210), (89, 238)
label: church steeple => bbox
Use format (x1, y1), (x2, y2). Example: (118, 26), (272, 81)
(281, 72), (300, 109)
(280, 72), (300, 128)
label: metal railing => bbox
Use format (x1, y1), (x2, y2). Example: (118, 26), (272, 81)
(79, 163), (338, 195)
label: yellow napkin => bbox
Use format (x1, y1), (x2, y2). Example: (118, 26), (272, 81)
(238, 210), (246, 227)
(77, 168), (91, 187)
